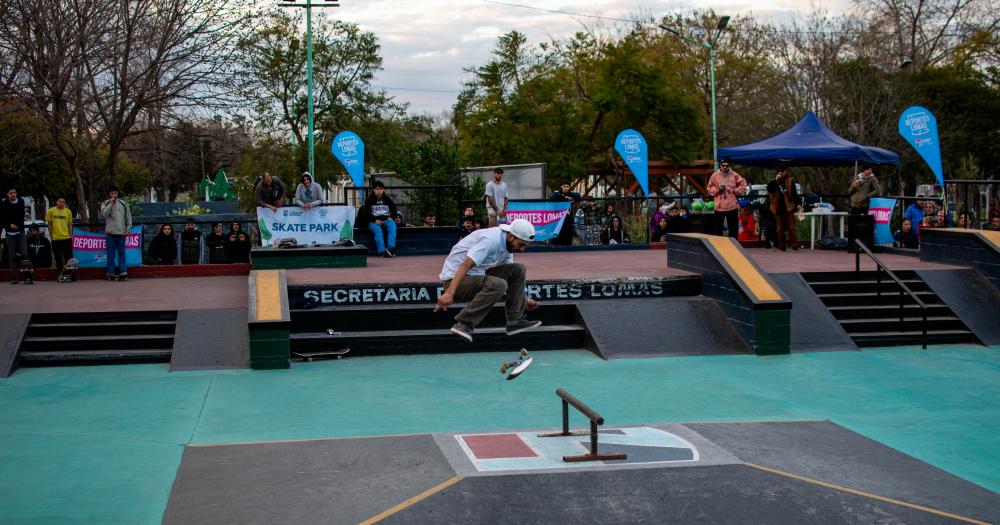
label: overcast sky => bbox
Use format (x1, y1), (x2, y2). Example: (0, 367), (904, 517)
(317, 0), (855, 115)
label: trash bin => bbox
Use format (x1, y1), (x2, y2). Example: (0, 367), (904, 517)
(847, 213), (874, 253)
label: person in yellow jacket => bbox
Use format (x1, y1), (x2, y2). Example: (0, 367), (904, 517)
(45, 197), (74, 275)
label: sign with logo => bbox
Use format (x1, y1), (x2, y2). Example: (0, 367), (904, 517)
(868, 197), (897, 245)
(289, 278), (680, 307)
(331, 130), (365, 188)
(614, 129), (649, 195)
(256, 206), (356, 247)
(506, 201), (572, 241)
(899, 106), (944, 187)
(71, 226), (142, 267)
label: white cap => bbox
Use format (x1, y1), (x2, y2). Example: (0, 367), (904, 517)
(499, 219), (535, 241)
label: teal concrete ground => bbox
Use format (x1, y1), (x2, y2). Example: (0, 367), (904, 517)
(1, 345), (998, 524)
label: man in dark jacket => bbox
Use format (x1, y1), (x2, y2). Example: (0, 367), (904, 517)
(550, 181), (581, 246)
(27, 225), (52, 269)
(359, 180), (398, 257)
(1, 186), (28, 283)
(180, 218), (202, 264)
(255, 172), (287, 212)
(205, 222), (227, 263)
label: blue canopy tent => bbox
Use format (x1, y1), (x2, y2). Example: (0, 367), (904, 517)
(718, 112), (900, 168)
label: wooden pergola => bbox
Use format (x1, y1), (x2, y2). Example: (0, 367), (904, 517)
(582, 159), (716, 197)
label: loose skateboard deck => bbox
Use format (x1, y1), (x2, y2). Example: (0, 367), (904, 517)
(292, 349), (350, 361)
(500, 348), (532, 380)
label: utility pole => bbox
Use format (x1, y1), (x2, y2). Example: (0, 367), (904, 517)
(278, 0), (340, 177)
(660, 16), (729, 169)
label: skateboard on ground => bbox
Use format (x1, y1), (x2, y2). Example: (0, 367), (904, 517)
(499, 348), (532, 380)
(292, 349), (350, 361)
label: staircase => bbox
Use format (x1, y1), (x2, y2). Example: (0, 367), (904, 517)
(290, 302), (586, 356)
(802, 271), (979, 347)
(18, 311), (178, 366)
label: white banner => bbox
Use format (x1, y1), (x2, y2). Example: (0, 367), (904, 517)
(256, 206), (356, 247)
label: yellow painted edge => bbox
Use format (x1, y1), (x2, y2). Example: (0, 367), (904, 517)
(706, 237), (783, 301)
(254, 270), (283, 321)
(744, 463), (990, 525)
(978, 230), (1000, 251)
(358, 476), (463, 525)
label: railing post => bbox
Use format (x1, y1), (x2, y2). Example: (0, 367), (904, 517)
(590, 420), (599, 455)
(876, 266), (882, 298)
(923, 309), (928, 350)
(855, 247), (860, 273)
(561, 399), (569, 436)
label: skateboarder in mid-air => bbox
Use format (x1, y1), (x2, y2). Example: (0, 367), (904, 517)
(435, 219), (542, 342)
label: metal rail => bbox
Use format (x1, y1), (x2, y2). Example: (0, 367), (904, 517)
(538, 388), (627, 462)
(854, 239), (928, 349)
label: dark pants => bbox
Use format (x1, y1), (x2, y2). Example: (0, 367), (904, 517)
(849, 207), (869, 215)
(442, 263), (527, 329)
(52, 239), (73, 273)
(6, 232), (27, 276)
(716, 209), (739, 238)
(775, 212), (798, 250)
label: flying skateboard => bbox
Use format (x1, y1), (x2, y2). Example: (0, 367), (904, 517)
(499, 348), (533, 380)
(292, 348), (350, 361)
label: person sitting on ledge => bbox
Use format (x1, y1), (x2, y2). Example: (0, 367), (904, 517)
(294, 172), (324, 209)
(359, 180), (398, 257)
(423, 211), (437, 227)
(601, 214), (631, 245)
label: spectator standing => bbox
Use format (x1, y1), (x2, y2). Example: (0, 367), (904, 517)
(456, 207), (475, 228)
(601, 214), (631, 244)
(484, 168), (509, 226)
(180, 218), (202, 264)
(894, 219), (919, 248)
(26, 225), (52, 269)
(149, 224), (178, 265)
(205, 222), (227, 264)
(600, 202), (617, 228)
(550, 181), (581, 246)
(423, 212), (437, 227)
(294, 172), (324, 208)
(707, 159), (747, 238)
(737, 206), (758, 241)
(255, 172), (287, 212)
(935, 209), (952, 228)
(848, 164), (881, 214)
(987, 215), (1000, 231)
(394, 212), (407, 228)
(224, 223), (245, 263)
(767, 165), (800, 251)
(459, 216), (476, 239)
(667, 206), (692, 234)
(903, 195), (925, 227)
(2, 187), (28, 283)
(359, 180), (398, 257)
(45, 197), (74, 275)
(99, 186), (132, 281)
(227, 231), (252, 263)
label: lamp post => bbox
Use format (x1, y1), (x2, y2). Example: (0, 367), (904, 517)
(659, 16), (729, 169)
(279, 0), (340, 177)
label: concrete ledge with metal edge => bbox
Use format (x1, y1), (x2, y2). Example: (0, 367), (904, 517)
(250, 245), (368, 270)
(919, 228), (1000, 293)
(667, 233), (792, 355)
(538, 388), (627, 463)
(248, 270), (291, 369)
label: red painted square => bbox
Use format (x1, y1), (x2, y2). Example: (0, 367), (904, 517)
(461, 434), (538, 459)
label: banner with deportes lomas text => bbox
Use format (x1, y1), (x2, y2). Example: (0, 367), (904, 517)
(868, 197), (897, 246)
(506, 202), (572, 241)
(256, 206), (356, 247)
(71, 226), (143, 267)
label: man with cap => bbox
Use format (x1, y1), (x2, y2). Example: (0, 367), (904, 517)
(435, 218), (542, 342)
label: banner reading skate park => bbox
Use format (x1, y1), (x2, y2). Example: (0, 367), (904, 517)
(506, 201), (572, 241)
(71, 226), (143, 267)
(868, 197), (897, 246)
(256, 205), (356, 247)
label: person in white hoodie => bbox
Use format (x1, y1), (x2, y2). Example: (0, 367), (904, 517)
(100, 186), (133, 281)
(293, 172), (324, 209)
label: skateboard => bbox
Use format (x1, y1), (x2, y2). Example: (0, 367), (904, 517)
(499, 348), (533, 380)
(292, 349), (350, 361)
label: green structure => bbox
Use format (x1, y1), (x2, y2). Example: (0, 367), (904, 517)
(197, 170), (237, 201)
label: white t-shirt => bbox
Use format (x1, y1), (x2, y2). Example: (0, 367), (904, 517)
(439, 227), (513, 280)
(484, 180), (508, 213)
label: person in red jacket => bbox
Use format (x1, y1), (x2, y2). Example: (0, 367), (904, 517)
(707, 159), (748, 238)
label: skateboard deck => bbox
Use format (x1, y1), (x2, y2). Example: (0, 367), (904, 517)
(500, 348), (532, 380)
(292, 349), (350, 361)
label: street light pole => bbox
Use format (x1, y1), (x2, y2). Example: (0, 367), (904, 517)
(278, 0), (340, 177)
(659, 17), (728, 170)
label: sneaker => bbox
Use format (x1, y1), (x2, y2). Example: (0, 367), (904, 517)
(118, 274), (128, 281)
(9, 279), (18, 285)
(506, 318), (542, 336)
(386, 248), (396, 257)
(108, 274), (117, 281)
(379, 251), (391, 258)
(450, 322), (474, 343)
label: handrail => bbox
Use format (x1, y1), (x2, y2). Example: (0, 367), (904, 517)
(537, 388), (627, 463)
(854, 239), (928, 349)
